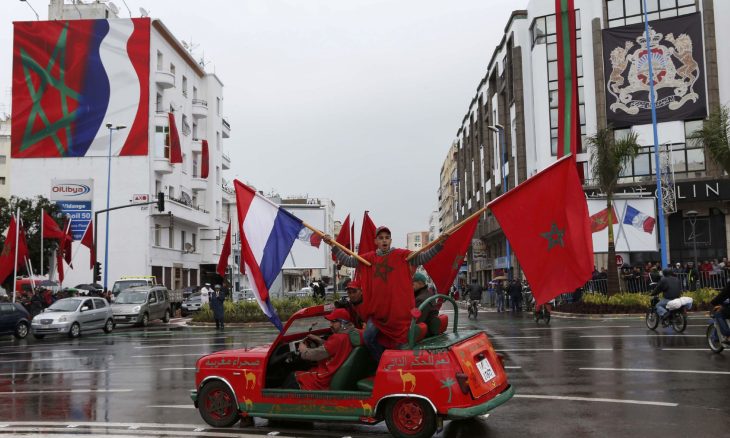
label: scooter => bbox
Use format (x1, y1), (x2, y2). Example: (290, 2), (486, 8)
(533, 298), (553, 325)
(707, 307), (730, 353)
(467, 299), (479, 320)
(646, 295), (687, 333)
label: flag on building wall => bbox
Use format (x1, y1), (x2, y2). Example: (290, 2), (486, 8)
(234, 179), (304, 331)
(555, 0), (581, 157)
(488, 156), (593, 305)
(80, 221), (94, 269)
(0, 216), (29, 284)
(11, 18), (150, 158)
(623, 205), (656, 234)
(590, 205), (619, 233)
(217, 222), (231, 277)
(168, 112), (182, 164)
(423, 214), (480, 294)
(201, 139), (209, 179)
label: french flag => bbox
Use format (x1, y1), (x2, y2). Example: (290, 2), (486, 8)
(234, 180), (303, 331)
(623, 205), (656, 234)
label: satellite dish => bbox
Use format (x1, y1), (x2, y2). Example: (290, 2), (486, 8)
(184, 243), (193, 252)
(139, 7), (148, 17)
(108, 2), (119, 15)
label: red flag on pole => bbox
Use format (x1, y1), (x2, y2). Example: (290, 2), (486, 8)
(80, 221), (94, 269)
(555, 0), (581, 157)
(488, 156), (593, 305)
(168, 112), (182, 164)
(217, 222), (232, 277)
(590, 206), (619, 233)
(0, 216), (29, 284)
(42, 211), (65, 240)
(201, 139), (210, 179)
(350, 220), (355, 251)
(56, 250), (64, 285)
(331, 214), (351, 261)
(62, 220), (73, 268)
(358, 211), (376, 255)
(423, 215), (480, 294)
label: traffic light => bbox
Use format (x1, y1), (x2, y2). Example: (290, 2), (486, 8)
(94, 262), (102, 283)
(157, 192), (165, 212)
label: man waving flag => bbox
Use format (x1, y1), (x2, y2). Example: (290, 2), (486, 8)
(234, 180), (304, 331)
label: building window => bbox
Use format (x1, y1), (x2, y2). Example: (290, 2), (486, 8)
(0, 155), (6, 165)
(216, 166), (220, 185)
(192, 233), (197, 252)
(216, 97), (221, 116)
(181, 114), (190, 136)
(0, 177), (5, 185)
(156, 92), (163, 112)
(216, 131), (220, 150)
(531, 11), (585, 156)
(216, 201), (221, 220)
(192, 120), (198, 140)
(192, 152), (199, 178)
(181, 230), (186, 251)
(155, 125), (170, 158)
(606, 0), (697, 28)
(169, 63), (176, 77)
(193, 86), (198, 100)
(156, 51), (163, 70)
(182, 153), (187, 174)
(154, 224), (161, 246)
(182, 75), (188, 97)
(168, 226), (174, 249)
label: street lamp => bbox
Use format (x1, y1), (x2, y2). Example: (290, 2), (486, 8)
(103, 123), (126, 292)
(488, 124), (511, 280)
(686, 210), (698, 268)
(19, 0), (40, 20)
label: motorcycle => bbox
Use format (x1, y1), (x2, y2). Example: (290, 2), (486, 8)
(707, 307), (730, 353)
(646, 295), (687, 333)
(533, 297), (552, 325)
(467, 299), (479, 320)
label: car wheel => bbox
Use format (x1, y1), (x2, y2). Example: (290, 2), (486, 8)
(33, 333), (45, 340)
(198, 380), (240, 428)
(103, 319), (114, 333)
(141, 313), (149, 327)
(68, 322), (81, 338)
(384, 397), (437, 438)
(14, 321), (30, 339)
(163, 310), (171, 323)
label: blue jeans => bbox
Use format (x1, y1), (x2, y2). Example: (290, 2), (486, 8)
(655, 298), (670, 318)
(714, 311), (730, 337)
(364, 319), (385, 363)
(496, 293), (504, 312)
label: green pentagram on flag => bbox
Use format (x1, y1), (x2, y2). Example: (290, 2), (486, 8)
(373, 256), (394, 282)
(19, 22), (81, 156)
(540, 222), (565, 251)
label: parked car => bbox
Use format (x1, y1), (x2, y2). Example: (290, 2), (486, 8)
(287, 287), (313, 298)
(182, 293), (202, 316)
(0, 302), (32, 339)
(31, 297), (114, 339)
(232, 289), (256, 303)
(112, 286), (172, 327)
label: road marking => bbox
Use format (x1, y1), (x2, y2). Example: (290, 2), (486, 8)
(504, 366), (522, 369)
(514, 394), (677, 407)
(135, 343), (233, 349)
(522, 325), (632, 331)
(490, 336), (540, 340)
(0, 370), (108, 376)
(0, 348), (98, 356)
(0, 389), (133, 395)
(0, 357), (88, 364)
(131, 353), (212, 358)
(661, 348), (708, 351)
(496, 348), (613, 352)
(580, 334), (705, 338)
(159, 367), (195, 371)
(580, 367), (730, 375)
(147, 405), (196, 409)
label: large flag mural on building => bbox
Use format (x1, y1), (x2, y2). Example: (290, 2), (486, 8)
(12, 18), (150, 158)
(602, 13), (706, 127)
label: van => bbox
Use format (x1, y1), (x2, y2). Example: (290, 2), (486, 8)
(111, 286), (171, 327)
(111, 276), (157, 301)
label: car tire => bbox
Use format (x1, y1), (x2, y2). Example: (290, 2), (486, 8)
(33, 333), (45, 340)
(163, 310), (170, 323)
(141, 313), (149, 327)
(68, 322), (81, 338)
(384, 397), (437, 438)
(198, 380), (240, 428)
(103, 318), (114, 333)
(14, 321), (30, 339)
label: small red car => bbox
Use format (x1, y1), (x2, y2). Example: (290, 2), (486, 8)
(191, 295), (513, 438)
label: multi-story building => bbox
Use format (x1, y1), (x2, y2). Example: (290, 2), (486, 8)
(438, 141), (459, 234)
(428, 209), (439, 242)
(0, 116), (9, 199)
(10, 0), (233, 289)
(406, 231), (430, 252)
(447, 0), (730, 284)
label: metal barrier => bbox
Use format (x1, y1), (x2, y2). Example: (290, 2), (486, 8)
(581, 270), (727, 295)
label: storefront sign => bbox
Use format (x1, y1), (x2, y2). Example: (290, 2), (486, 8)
(50, 179), (93, 240)
(586, 179), (730, 202)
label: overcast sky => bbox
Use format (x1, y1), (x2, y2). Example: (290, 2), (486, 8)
(1, 0), (515, 246)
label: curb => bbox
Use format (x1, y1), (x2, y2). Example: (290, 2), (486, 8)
(186, 321), (278, 329)
(551, 310), (708, 319)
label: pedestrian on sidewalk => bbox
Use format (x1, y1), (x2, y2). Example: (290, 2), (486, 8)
(200, 283), (211, 307)
(211, 284), (226, 329)
(495, 280), (505, 312)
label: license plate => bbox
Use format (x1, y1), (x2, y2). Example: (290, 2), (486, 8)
(114, 316), (126, 320)
(476, 358), (496, 383)
(41, 319), (52, 325)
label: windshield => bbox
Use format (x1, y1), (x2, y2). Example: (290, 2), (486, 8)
(284, 315), (326, 337)
(112, 280), (148, 294)
(115, 291), (148, 304)
(48, 299), (81, 312)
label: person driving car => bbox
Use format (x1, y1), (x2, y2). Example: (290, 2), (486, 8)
(652, 268), (681, 322)
(281, 308), (361, 390)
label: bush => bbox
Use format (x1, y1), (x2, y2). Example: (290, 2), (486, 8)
(557, 289), (719, 314)
(191, 296), (328, 323)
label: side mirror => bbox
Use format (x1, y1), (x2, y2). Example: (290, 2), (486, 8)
(81, 306), (89, 312)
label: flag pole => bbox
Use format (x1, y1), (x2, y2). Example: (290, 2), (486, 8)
(40, 208), (44, 277)
(302, 221), (371, 266)
(12, 207), (20, 303)
(406, 206), (487, 261)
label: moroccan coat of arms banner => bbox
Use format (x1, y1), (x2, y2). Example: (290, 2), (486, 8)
(602, 12), (706, 127)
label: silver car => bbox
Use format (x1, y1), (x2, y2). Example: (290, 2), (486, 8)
(31, 297), (114, 339)
(112, 286), (171, 326)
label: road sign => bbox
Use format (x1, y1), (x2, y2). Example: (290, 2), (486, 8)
(132, 194), (149, 202)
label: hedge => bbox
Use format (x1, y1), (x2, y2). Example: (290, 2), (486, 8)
(191, 296), (330, 323)
(556, 288), (718, 314)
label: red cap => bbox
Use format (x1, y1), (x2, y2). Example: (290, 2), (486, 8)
(325, 308), (351, 322)
(346, 280), (361, 290)
(375, 226), (391, 236)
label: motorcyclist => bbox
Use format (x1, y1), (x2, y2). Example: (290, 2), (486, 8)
(710, 281), (730, 346)
(651, 268), (682, 322)
(467, 278), (483, 308)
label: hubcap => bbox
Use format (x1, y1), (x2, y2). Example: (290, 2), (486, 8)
(205, 389), (233, 420)
(18, 324), (28, 337)
(393, 399), (424, 433)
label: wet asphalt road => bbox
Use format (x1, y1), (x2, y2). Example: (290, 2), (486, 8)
(0, 308), (728, 438)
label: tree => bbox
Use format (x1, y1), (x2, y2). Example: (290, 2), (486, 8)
(1, 196), (62, 284)
(687, 105), (730, 175)
(587, 127), (640, 296)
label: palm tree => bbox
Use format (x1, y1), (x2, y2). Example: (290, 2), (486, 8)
(587, 127), (640, 296)
(688, 105), (730, 175)
(440, 377), (456, 403)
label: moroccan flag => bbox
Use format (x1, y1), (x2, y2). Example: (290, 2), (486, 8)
(80, 221), (94, 269)
(168, 112), (182, 164)
(488, 156), (593, 305)
(217, 222), (231, 277)
(590, 206), (619, 233)
(358, 211), (377, 255)
(42, 210), (65, 240)
(555, 0), (581, 157)
(62, 220), (73, 268)
(350, 220), (355, 250)
(201, 140), (210, 179)
(423, 214), (479, 294)
(56, 250), (64, 285)
(331, 214), (351, 261)
(0, 216), (29, 284)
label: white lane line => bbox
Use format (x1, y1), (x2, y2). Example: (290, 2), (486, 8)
(504, 366), (522, 369)
(135, 343), (233, 349)
(489, 336), (540, 340)
(0, 421), (203, 429)
(131, 353), (212, 358)
(661, 348), (708, 351)
(581, 334), (705, 338)
(0, 357), (87, 364)
(0, 389), (133, 395)
(522, 325), (632, 331)
(497, 348), (613, 352)
(0, 370), (108, 376)
(514, 394), (677, 407)
(580, 367), (730, 375)
(0, 348), (99, 356)
(147, 405), (196, 409)
(159, 368), (195, 371)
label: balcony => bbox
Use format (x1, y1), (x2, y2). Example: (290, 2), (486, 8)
(190, 138), (202, 153)
(222, 118), (231, 138)
(154, 157), (173, 174)
(192, 99), (208, 119)
(167, 197), (209, 226)
(155, 70), (175, 89)
(155, 111), (169, 125)
(191, 177), (208, 191)
(221, 152), (231, 170)
(222, 184), (235, 203)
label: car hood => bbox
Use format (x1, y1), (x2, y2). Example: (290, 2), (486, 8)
(34, 310), (76, 322)
(112, 304), (143, 314)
